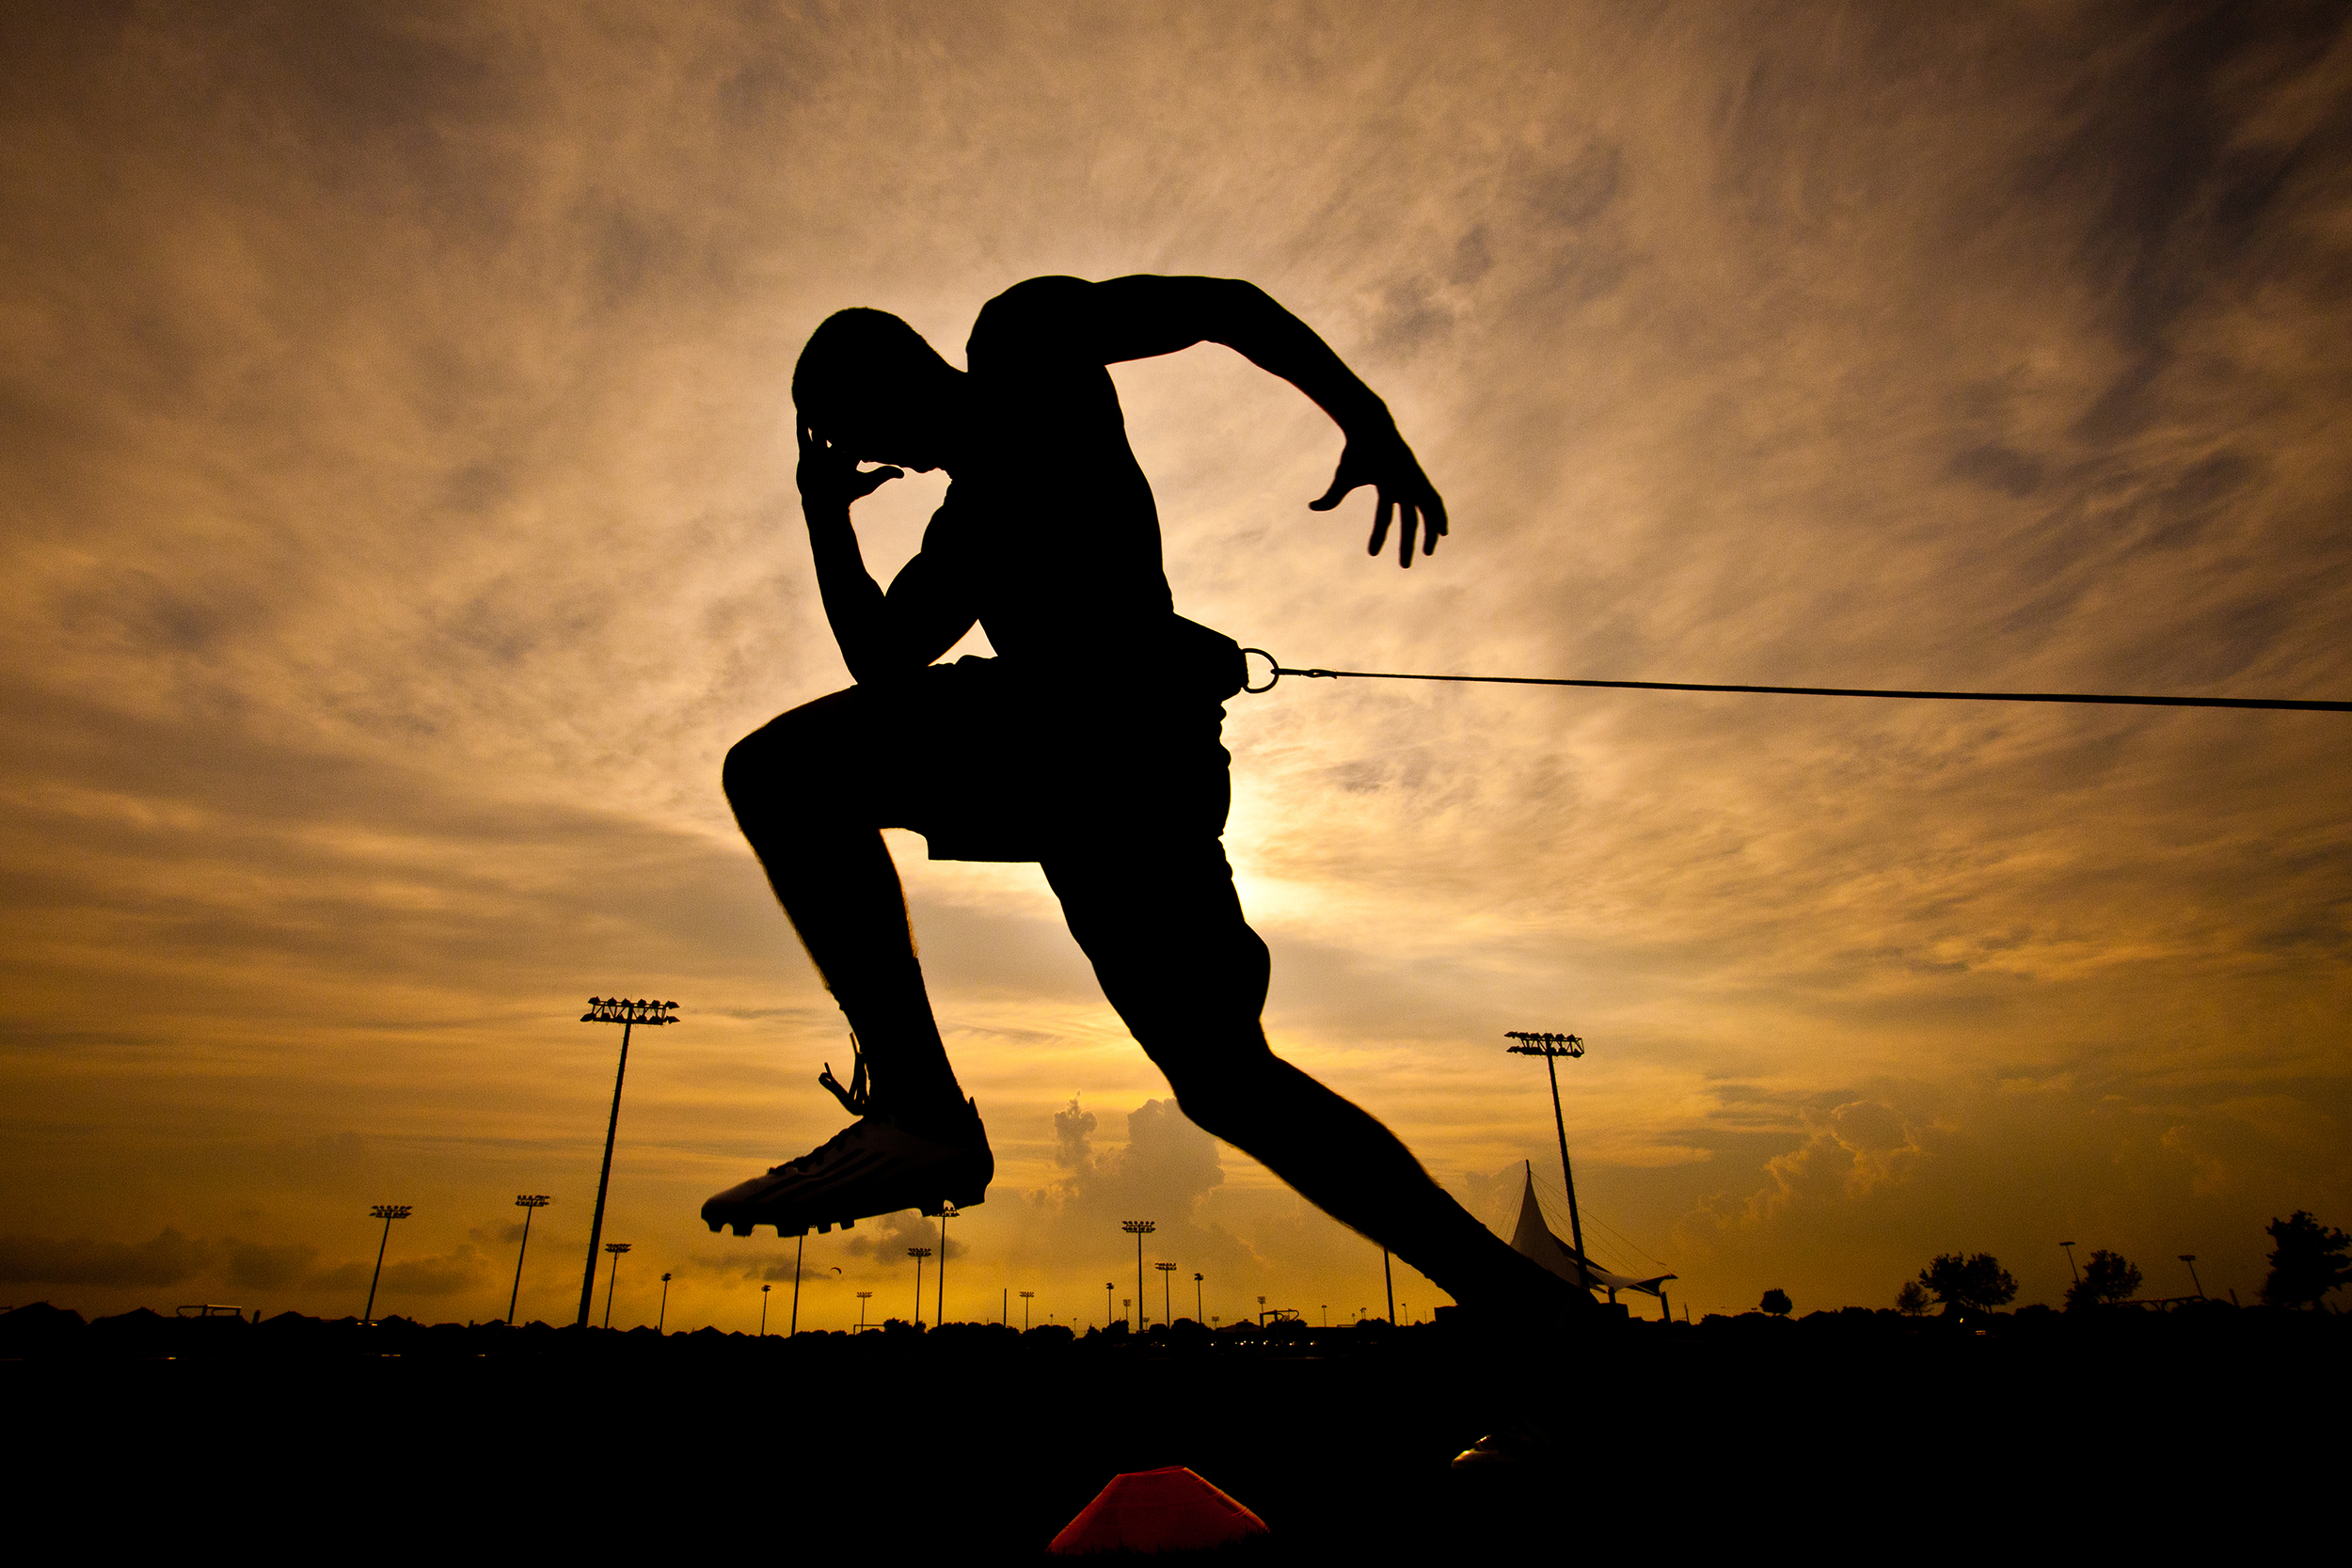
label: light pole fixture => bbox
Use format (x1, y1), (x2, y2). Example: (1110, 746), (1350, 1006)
(854, 1290), (872, 1331)
(1019, 1290), (1034, 1331)
(789, 1230), (805, 1337)
(2060, 1241), (2079, 1285)
(936, 1203), (956, 1328)
(908, 1247), (930, 1323)
(1193, 1273), (1203, 1323)
(2180, 1255), (2204, 1299)
(575, 996), (680, 1328)
(507, 1195), (550, 1326)
(760, 1283), (771, 1335)
(601, 1242), (631, 1329)
(658, 1272), (673, 1334)
(1155, 1260), (1176, 1326)
(1122, 1220), (1155, 1330)
(1506, 1030), (1590, 1290)
(363, 1204), (412, 1327)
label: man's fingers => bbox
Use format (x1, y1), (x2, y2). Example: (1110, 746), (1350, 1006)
(1366, 494), (1393, 558)
(1310, 467), (1355, 512)
(1397, 499), (1418, 567)
(1425, 488), (1448, 545)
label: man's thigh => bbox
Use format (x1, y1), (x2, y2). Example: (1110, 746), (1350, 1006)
(1042, 840), (1272, 1070)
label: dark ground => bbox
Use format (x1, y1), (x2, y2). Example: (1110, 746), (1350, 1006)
(3, 1304), (2341, 1560)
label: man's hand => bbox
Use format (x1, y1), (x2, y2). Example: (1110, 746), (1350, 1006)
(1309, 425), (1449, 567)
(798, 423), (902, 513)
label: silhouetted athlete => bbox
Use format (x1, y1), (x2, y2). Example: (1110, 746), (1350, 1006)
(707, 275), (1584, 1323)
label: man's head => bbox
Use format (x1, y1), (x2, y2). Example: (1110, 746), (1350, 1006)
(793, 309), (963, 471)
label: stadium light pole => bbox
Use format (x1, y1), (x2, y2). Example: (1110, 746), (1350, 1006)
(789, 1231), (805, 1337)
(936, 1204), (956, 1328)
(1122, 1220), (1155, 1330)
(1193, 1273), (1204, 1323)
(362, 1204), (411, 1326)
(1155, 1261), (1176, 1326)
(2060, 1241), (2079, 1285)
(1020, 1290), (1034, 1331)
(2180, 1255), (2205, 1299)
(658, 1272), (673, 1333)
(1383, 1247), (1395, 1325)
(759, 1283), (771, 1336)
(1506, 1030), (1590, 1289)
(1105, 1283), (1114, 1328)
(506, 1195), (550, 1325)
(908, 1247), (930, 1323)
(601, 1243), (631, 1329)
(855, 1290), (872, 1331)
(576, 997), (679, 1327)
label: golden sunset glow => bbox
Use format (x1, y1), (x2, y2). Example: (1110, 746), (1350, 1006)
(4, 4), (2348, 1331)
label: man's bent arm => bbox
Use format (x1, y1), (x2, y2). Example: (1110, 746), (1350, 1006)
(1082, 275), (1446, 564)
(800, 428), (976, 681)
(1090, 275), (1393, 433)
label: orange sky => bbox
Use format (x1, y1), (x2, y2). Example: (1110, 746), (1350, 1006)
(4, 2), (2348, 1329)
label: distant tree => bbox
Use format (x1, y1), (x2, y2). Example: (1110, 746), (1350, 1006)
(2262, 1211), (2352, 1309)
(1918, 1252), (2018, 1315)
(2064, 1249), (2142, 1311)
(1758, 1288), (1792, 1316)
(1896, 1280), (1930, 1316)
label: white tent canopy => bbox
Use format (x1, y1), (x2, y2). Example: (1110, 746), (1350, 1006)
(1508, 1163), (1677, 1300)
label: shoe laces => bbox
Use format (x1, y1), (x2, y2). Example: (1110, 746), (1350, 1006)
(818, 1029), (870, 1117)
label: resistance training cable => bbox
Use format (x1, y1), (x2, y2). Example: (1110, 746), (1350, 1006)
(1237, 651), (2350, 713)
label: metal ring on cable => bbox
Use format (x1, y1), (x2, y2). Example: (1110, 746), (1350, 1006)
(1240, 648), (1280, 694)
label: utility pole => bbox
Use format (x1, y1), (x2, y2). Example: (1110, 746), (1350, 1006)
(1122, 1221), (1154, 1330)
(789, 1230), (804, 1337)
(1506, 1030), (1590, 1289)
(506, 1195), (549, 1325)
(601, 1243), (630, 1329)
(1383, 1247), (1395, 1325)
(1155, 1260), (1175, 1325)
(576, 997), (678, 1327)
(908, 1247), (930, 1323)
(362, 1204), (411, 1326)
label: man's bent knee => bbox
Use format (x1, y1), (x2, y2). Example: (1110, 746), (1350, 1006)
(723, 694), (862, 819)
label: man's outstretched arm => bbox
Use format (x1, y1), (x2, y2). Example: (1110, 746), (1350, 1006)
(797, 424), (976, 683)
(1085, 274), (1448, 566)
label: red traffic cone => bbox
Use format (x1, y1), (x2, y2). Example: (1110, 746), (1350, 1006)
(1046, 1465), (1269, 1555)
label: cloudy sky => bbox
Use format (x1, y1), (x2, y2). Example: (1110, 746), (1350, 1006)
(5, 1), (2348, 1330)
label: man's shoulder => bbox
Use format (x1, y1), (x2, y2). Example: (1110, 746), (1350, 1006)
(967, 275), (1096, 366)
